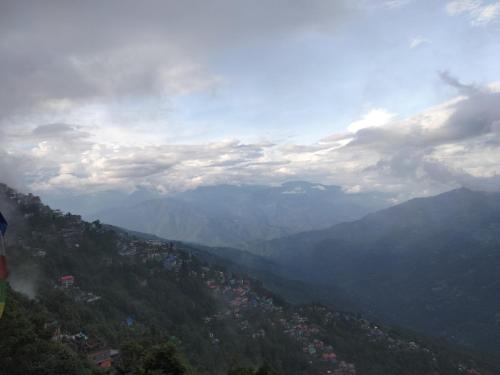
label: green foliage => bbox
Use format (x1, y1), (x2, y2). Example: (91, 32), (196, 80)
(143, 343), (192, 375)
(227, 368), (255, 375)
(121, 341), (192, 375)
(227, 364), (281, 375)
(0, 288), (94, 375)
(263, 188), (500, 353)
(256, 364), (282, 375)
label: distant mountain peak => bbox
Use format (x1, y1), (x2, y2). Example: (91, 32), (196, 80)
(90, 181), (393, 250)
(260, 186), (500, 354)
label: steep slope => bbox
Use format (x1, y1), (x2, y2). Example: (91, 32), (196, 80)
(1, 183), (499, 374)
(0, 289), (94, 375)
(110, 225), (359, 312)
(91, 182), (392, 250)
(261, 188), (500, 353)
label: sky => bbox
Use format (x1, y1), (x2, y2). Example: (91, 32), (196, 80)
(1, 0), (500, 202)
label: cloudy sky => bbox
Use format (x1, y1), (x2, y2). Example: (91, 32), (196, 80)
(1, 0), (500, 202)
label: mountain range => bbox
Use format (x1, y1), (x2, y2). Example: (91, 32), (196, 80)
(3, 184), (500, 374)
(48, 183), (500, 355)
(91, 182), (392, 250)
(253, 188), (500, 353)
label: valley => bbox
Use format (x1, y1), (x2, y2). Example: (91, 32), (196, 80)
(2, 184), (499, 374)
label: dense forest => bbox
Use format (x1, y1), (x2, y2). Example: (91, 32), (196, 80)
(258, 188), (500, 353)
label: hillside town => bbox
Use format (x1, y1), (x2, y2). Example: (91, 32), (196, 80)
(0, 184), (491, 375)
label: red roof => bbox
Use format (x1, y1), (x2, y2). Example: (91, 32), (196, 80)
(61, 275), (74, 281)
(88, 349), (112, 368)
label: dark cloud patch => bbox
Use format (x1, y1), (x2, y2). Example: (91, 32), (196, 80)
(0, 0), (349, 118)
(349, 75), (500, 149)
(439, 71), (481, 96)
(348, 74), (500, 152)
(101, 157), (174, 179)
(437, 91), (500, 144)
(341, 76), (500, 194)
(31, 123), (91, 141)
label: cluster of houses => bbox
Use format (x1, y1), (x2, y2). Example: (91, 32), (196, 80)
(458, 364), (483, 375)
(1, 185), (48, 214)
(203, 270), (281, 315)
(320, 307), (436, 358)
(4, 186), (86, 257)
(59, 214), (84, 248)
(331, 362), (357, 375)
(303, 305), (486, 375)
(67, 334), (119, 369)
(0, 185), (85, 237)
(48, 286), (118, 370)
(45, 320), (119, 370)
(57, 274), (102, 304)
(278, 312), (355, 374)
(201, 271), (284, 344)
(87, 348), (120, 369)
(198, 266), (356, 375)
(116, 236), (185, 272)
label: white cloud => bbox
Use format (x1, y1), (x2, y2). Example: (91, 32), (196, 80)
(1, 2), (499, 202)
(409, 36), (430, 49)
(474, 2), (500, 23)
(446, 0), (500, 25)
(446, 0), (482, 14)
(347, 108), (397, 133)
(2, 75), (497, 202)
(383, 0), (413, 8)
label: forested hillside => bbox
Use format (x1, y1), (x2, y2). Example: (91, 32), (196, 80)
(259, 188), (500, 354)
(1, 184), (499, 375)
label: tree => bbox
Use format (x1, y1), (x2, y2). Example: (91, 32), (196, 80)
(227, 368), (255, 375)
(256, 364), (282, 375)
(227, 364), (282, 375)
(121, 341), (192, 375)
(0, 288), (93, 375)
(143, 343), (191, 375)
